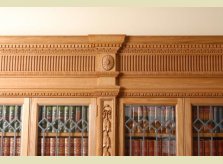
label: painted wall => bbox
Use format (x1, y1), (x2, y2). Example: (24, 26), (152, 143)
(0, 7), (223, 35)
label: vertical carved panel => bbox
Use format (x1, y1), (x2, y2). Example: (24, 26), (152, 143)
(102, 104), (112, 156)
(97, 98), (115, 156)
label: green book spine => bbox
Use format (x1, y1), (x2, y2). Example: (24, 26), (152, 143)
(70, 106), (76, 132)
(3, 106), (9, 132)
(58, 106), (64, 132)
(9, 106), (15, 132)
(52, 106), (57, 133)
(46, 106), (52, 132)
(64, 106), (69, 132)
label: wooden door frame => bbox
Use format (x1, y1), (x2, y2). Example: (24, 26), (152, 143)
(28, 97), (96, 156)
(184, 98), (223, 156)
(118, 97), (184, 156)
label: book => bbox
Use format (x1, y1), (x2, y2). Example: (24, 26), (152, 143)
(155, 106), (161, 133)
(46, 106), (52, 132)
(2, 106), (9, 132)
(64, 106), (69, 132)
(8, 106), (15, 132)
(218, 140), (223, 156)
(193, 139), (205, 156)
(204, 139), (210, 156)
(149, 106), (155, 133)
(15, 138), (20, 156)
(69, 106), (76, 132)
(162, 139), (169, 156)
(142, 106), (149, 132)
(40, 137), (50, 156)
(160, 106), (166, 134)
(132, 106), (138, 133)
(52, 106), (58, 133)
(73, 138), (81, 156)
(170, 140), (176, 156)
(3, 137), (10, 156)
(58, 138), (65, 156)
(82, 138), (88, 156)
(50, 138), (56, 156)
(213, 107), (220, 133)
(132, 139), (141, 156)
(75, 107), (81, 132)
(10, 137), (16, 156)
(137, 106), (143, 133)
(219, 107), (223, 132)
(82, 106), (88, 132)
(141, 139), (154, 156)
(58, 106), (64, 132)
(154, 140), (162, 156)
(14, 106), (21, 132)
(65, 137), (74, 156)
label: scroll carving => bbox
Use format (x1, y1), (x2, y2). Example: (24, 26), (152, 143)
(102, 104), (112, 156)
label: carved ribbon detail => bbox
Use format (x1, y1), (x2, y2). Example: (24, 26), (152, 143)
(102, 104), (112, 156)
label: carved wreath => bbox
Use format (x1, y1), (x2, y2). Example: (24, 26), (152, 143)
(102, 55), (114, 71)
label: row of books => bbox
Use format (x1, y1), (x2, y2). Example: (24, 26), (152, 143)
(193, 139), (223, 156)
(192, 106), (223, 133)
(39, 106), (89, 133)
(0, 137), (20, 156)
(125, 139), (176, 156)
(0, 106), (22, 132)
(125, 105), (175, 134)
(38, 137), (88, 156)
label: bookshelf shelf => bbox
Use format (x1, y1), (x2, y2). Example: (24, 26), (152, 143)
(39, 132), (88, 137)
(0, 132), (20, 137)
(193, 133), (223, 138)
(126, 133), (175, 138)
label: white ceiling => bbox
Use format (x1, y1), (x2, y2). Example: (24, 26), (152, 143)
(0, 7), (223, 35)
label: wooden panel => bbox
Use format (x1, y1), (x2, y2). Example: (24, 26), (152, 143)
(184, 98), (192, 156)
(176, 98), (184, 156)
(20, 98), (30, 156)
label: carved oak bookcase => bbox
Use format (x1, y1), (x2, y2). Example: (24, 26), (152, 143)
(0, 35), (222, 156)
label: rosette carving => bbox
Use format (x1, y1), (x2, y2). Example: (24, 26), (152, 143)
(102, 55), (114, 71)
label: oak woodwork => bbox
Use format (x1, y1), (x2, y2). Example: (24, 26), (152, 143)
(0, 35), (223, 156)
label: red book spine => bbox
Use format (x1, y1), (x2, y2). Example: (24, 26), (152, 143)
(50, 138), (56, 156)
(141, 140), (149, 156)
(125, 139), (129, 156)
(171, 140), (176, 156)
(200, 140), (205, 156)
(65, 138), (74, 156)
(218, 140), (223, 156)
(162, 139), (168, 156)
(58, 138), (65, 156)
(82, 138), (88, 156)
(154, 140), (162, 156)
(10, 137), (15, 156)
(74, 138), (81, 156)
(148, 140), (154, 156)
(193, 140), (198, 156)
(211, 140), (217, 156)
(204, 140), (210, 156)
(3, 137), (10, 156)
(132, 139), (141, 156)
(40, 138), (50, 156)
(15, 138), (20, 156)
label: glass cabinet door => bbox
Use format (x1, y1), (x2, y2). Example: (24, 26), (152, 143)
(185, 98), (223, 156)
(119, 98), (184, 156)
(0, 98), (29, 156)
(29, 98), (96, 156)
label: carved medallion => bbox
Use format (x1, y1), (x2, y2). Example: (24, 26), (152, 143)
(102, 55), (114, 71)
